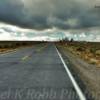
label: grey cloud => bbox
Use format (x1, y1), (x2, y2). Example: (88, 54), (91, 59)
(0, 0), (100, 30)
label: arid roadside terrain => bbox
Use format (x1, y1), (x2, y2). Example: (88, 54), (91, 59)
(57, 42), (100, 100)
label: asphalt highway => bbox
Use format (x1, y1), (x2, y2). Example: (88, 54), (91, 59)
(0, 43), (84, 100)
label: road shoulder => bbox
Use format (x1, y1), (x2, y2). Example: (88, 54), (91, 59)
(57, 45), (100, 100)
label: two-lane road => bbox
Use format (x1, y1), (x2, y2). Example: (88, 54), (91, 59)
(0, 43), (85, 100)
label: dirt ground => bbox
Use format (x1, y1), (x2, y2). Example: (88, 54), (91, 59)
(0, 48), (15, 53)
(57, 42), (100, 100)
(64, 42), (100, 67)
(0, 45), (33, 54)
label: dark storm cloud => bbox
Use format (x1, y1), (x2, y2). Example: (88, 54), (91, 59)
(0, 0), (24, 24)
(0, 0), (100, 30)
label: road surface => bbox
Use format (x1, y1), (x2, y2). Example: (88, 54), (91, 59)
(0, 43), (85, 100)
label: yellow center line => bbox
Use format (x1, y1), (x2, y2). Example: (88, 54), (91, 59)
(21, 55), (30, 61)
(21, 44), (48, 62)
(36, 44), (48, 52)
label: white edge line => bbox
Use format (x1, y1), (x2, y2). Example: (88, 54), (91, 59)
(55, 46), (86, 100)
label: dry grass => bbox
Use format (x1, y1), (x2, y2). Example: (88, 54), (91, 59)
(0, 48), (13, 53)
(59, 42), (100, 67)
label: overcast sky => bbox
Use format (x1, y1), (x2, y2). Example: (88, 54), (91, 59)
(0, 0), (100, 41)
